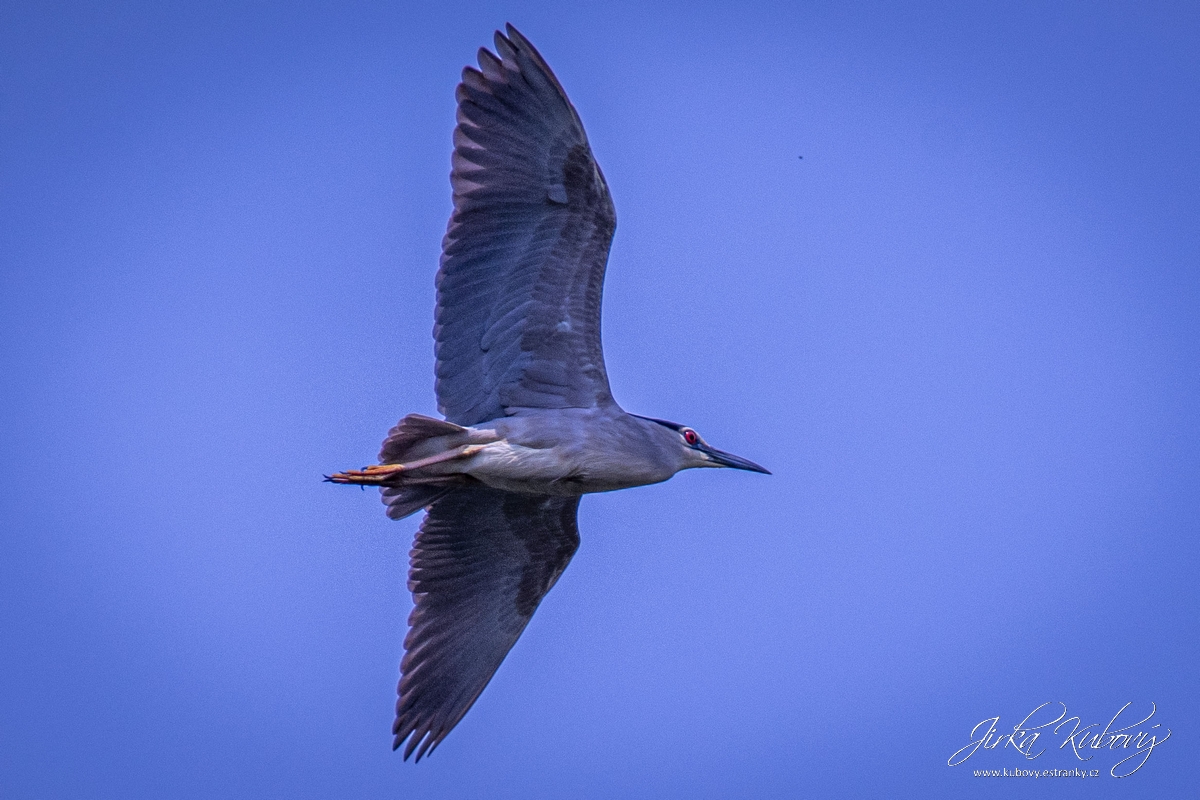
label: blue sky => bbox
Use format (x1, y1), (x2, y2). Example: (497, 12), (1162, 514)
(2, 1), (1197, 797)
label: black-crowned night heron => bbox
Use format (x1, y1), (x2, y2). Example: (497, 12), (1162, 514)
(330, 24), (768, 761)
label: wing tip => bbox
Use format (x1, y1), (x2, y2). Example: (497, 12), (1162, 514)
(393, 719), (447, 762)
(482, 22), (572, 104)
(502, 22), (529, 51)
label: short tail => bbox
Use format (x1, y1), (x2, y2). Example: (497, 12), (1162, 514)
(381, 484), (458, 520)
(377, 414), (471, 520)
(378, 414), (467, 463)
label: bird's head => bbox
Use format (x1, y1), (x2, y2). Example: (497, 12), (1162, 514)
(635, 416), (771, 475)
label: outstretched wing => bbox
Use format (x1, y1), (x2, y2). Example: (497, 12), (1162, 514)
(393, 485), (581, 760)
(435, 24), (617, 425)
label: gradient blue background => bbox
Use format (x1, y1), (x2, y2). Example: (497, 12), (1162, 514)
(2, 2), (1197, 797)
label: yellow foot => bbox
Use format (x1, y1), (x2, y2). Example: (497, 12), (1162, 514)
(326, 463), (405, 485)
(326, 444), (485, 486)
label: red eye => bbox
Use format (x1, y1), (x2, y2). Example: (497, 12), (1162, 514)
(683, 429), (699, 445)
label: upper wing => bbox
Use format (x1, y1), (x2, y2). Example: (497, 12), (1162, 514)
(435, 24), (617, 425)
(393, 485), (581, 760)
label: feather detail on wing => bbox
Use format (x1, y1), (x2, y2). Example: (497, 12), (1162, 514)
(392, 485), (581, 760)
(435, 24), (617, 425)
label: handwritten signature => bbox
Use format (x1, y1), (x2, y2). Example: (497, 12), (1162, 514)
(948, 702), (1171, 778)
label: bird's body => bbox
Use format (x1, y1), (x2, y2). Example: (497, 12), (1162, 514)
(329, 24), (767, 761)
(407, 409), (682, 495)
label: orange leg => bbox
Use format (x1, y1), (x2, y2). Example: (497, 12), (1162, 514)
(327, 445), (484, 485)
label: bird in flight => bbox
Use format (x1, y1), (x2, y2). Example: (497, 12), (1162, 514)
(329, 24), (768, 761)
